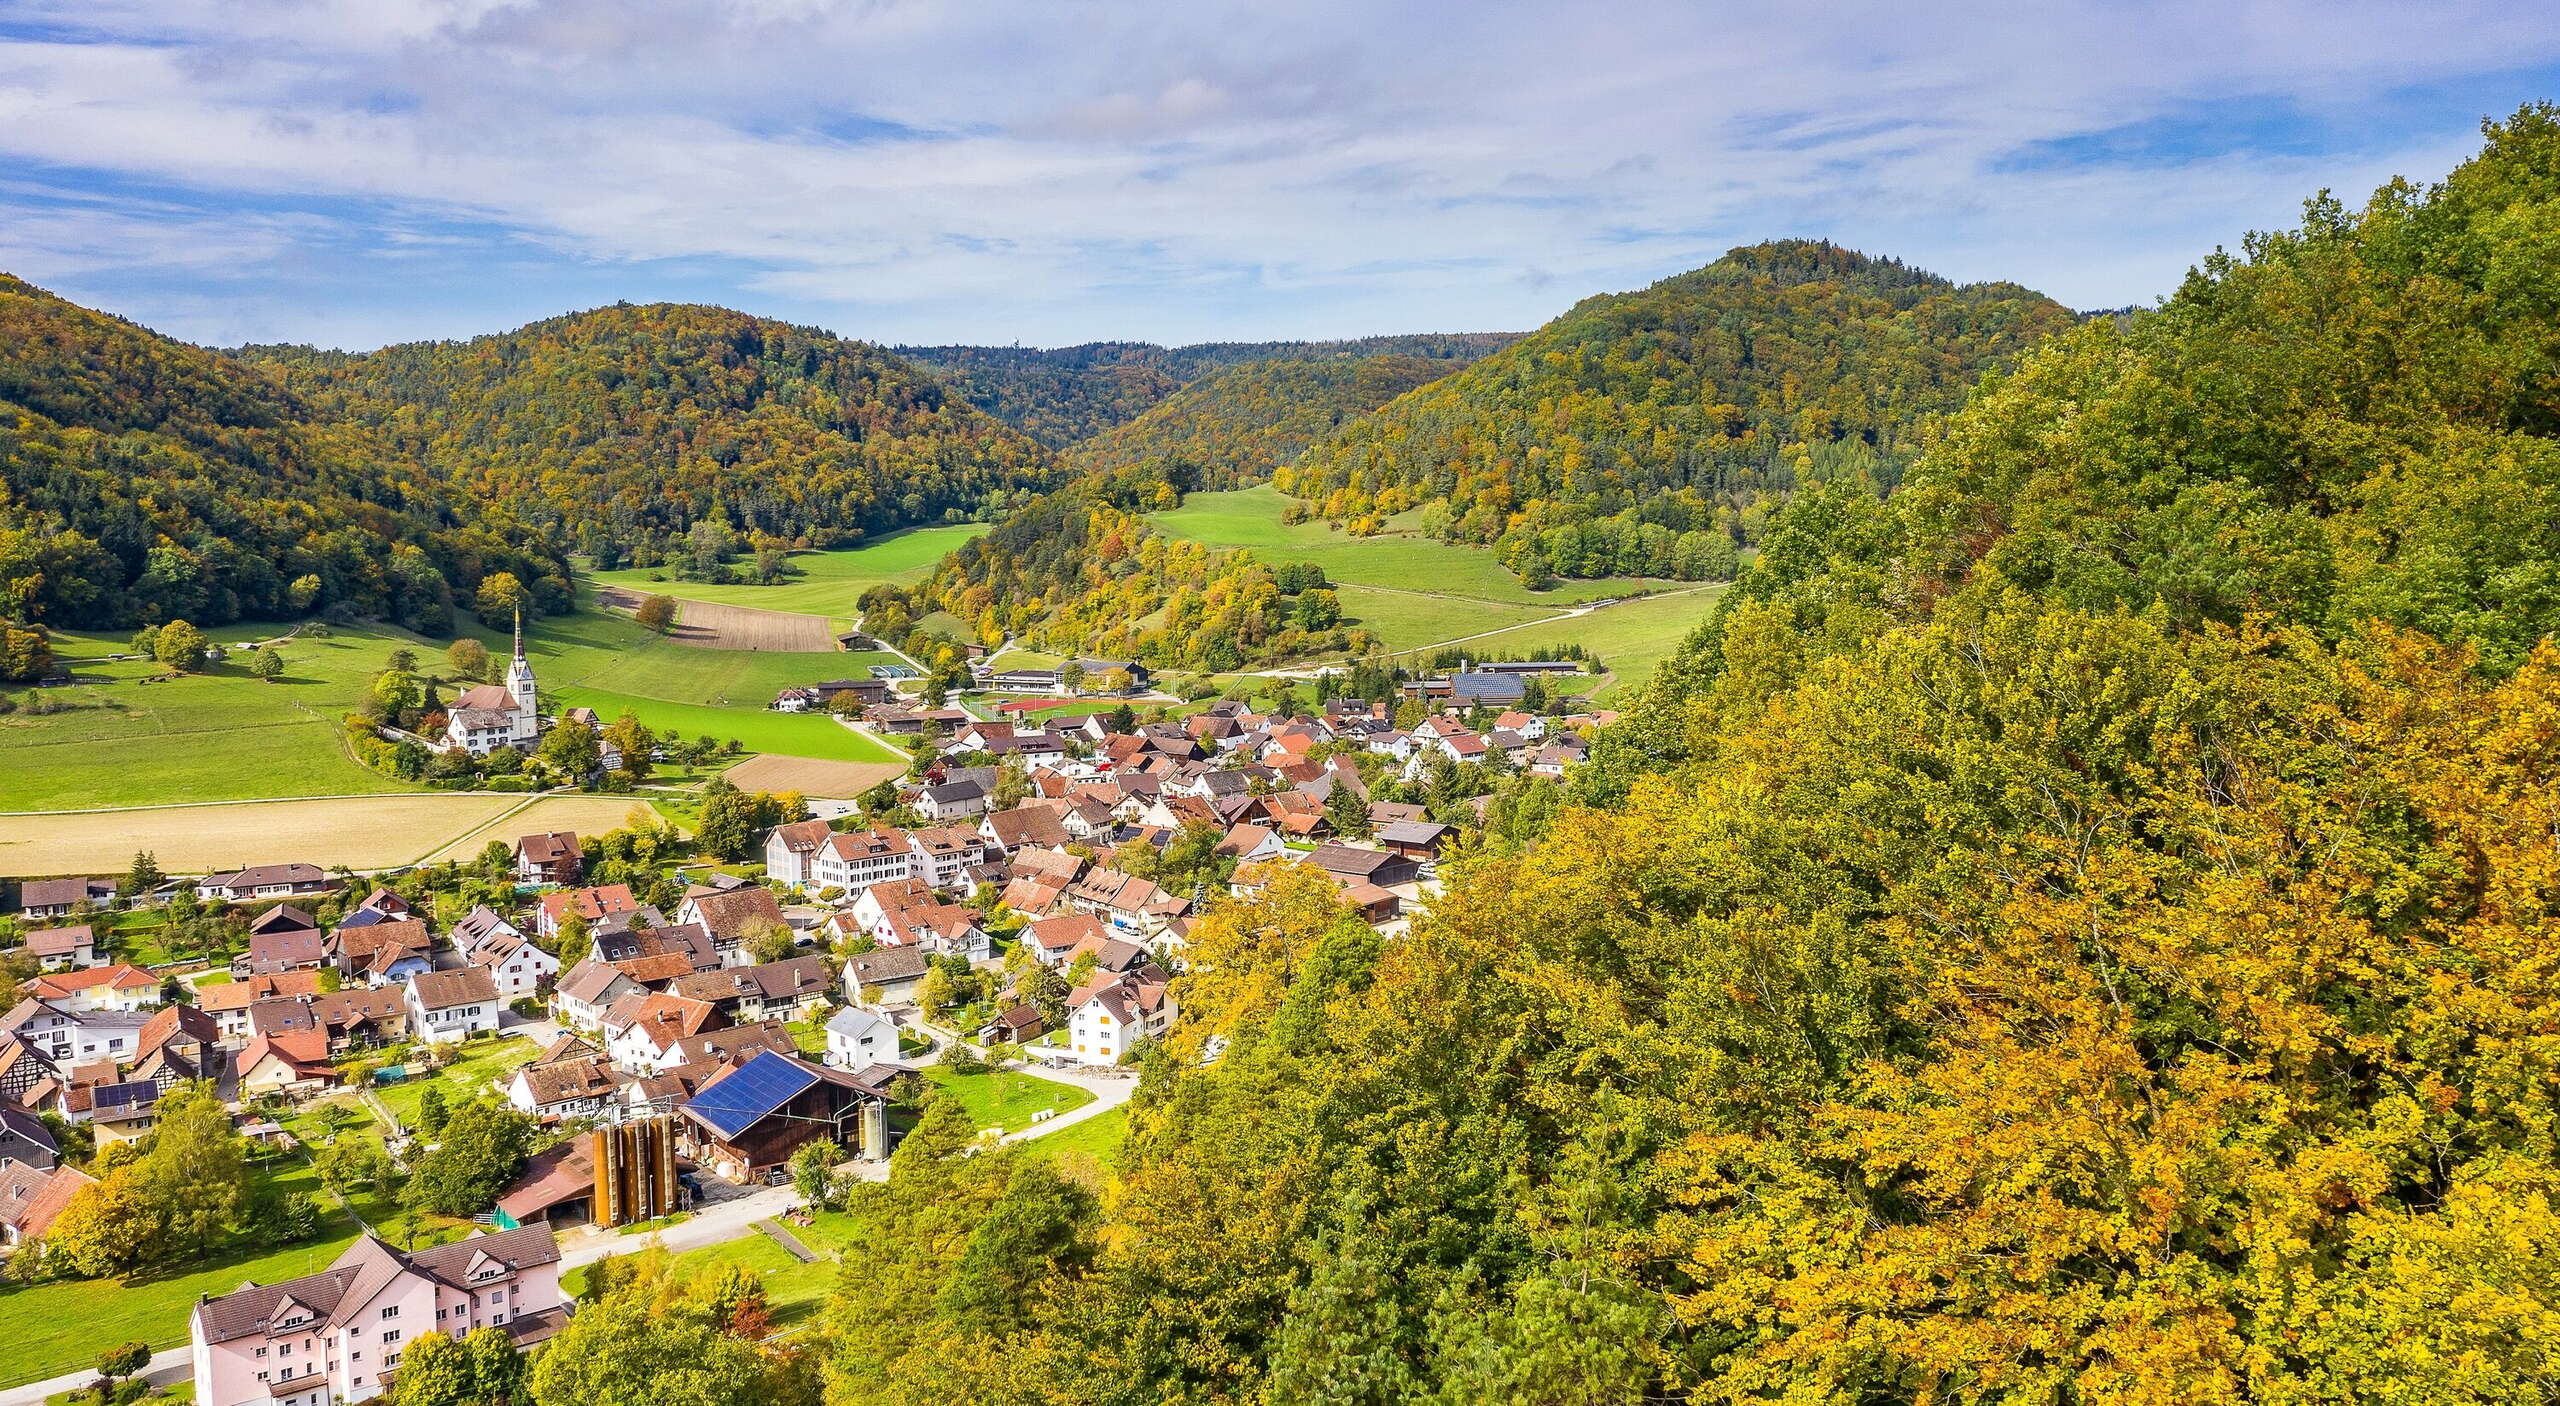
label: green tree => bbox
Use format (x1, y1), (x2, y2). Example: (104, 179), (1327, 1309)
(153, 619), (210, 672)
(540, 716), (603, 778)
(120, 849), (163, 899)
(634, 594), (678, 634)
(602, 710), (656, 780)
(1323, 779), (1370, 838)
(250, 648), (283, 681)
(528, 1281), (768, 1406)
(694, 778), (757, 860)
(402, 1100), (533, 1217)
(447, 637), (492, 681)
(418, 1084), (451, 1136)
(128, 1082), (245, 1258)
(791, 1139), (843, 1212)
(474, 573), (529, 630)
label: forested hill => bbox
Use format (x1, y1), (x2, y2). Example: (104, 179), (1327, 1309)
(1061, 353), (1463, 488)
(244, 304), (1062, 571)
(897, 332), (1517, 447)
(0, 274), (558, 635)
(1280, 240), (2077, 580)
(813, 105), (2560, 1406)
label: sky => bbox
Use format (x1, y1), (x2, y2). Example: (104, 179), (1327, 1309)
(1, 0), (2555, 351)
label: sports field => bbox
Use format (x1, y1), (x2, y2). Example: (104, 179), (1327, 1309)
(585, 524), (988, 615)
(0, 793), (672, 878)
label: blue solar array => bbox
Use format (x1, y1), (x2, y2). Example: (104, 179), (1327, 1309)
(683, 1051), (817, 1140)
(95, 1080), (158, 1111)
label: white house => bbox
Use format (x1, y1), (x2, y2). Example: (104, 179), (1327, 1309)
(823, 1006), (899, 1071)
(25, 925), (101, 971)
(505, 1048), (623, 1123)
(1065, 971), (1176, 1066)
(195, 863), (331, 903)
(404, 968), (500, 1044)
(763, 819), (834, 890)
(809, 827), (917, 894)
(549, 962), (637, 1031)
(0, 997), (151, 1064)
(26, 963), (158, 1013)
(459, 911), (557, 1001)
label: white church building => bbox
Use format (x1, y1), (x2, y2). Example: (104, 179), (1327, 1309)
(443, 614), (546, 756)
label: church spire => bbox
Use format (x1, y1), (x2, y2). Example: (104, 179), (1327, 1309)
(513, 605), (525, 661)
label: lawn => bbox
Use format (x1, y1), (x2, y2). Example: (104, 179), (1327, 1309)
(372, 1035), (545, 1130)
(0, 1156), (365, 1387)
(562, 1224), (839, 1328)
(1152, 485), (1674, 607)
(586, 525), (987, 616)
(921, 1064), (1095, 1134)
(1021, 1105), (1129, 1171)
(0, 623), (436, 811)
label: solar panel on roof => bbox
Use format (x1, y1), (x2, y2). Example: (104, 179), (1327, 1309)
(96, 1080), (157, 1109)
(682, 1051), (818, 1140)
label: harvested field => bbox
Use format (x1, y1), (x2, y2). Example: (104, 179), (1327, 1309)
(0, 793), (678, 877)
(418, 795), (677, 864)
(596, 587), (836, 652)
(723, 753), (908, 799)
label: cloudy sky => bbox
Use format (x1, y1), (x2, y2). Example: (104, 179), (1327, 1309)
(2, 0), (2554, 350)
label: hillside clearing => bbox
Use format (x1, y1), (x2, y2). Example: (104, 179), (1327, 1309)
(584, 526), (988, 616)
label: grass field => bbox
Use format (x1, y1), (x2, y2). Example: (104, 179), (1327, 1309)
(562, 1224), (840, 1329)
(587, 525), (987, 616)
(0, 1155), (367, 1387)
(0, 624), (436, 812)
(1153, 485), (1673, 606)
(1386, 586), (1727, 701)
(1330, 585), (1555, 653)
(373, 1035), (544, 1128)
(1021, 1105), (1129, 1171)
(922, 1064), (1095, 1134)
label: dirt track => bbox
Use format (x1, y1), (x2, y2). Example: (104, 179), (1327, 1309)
(597, 586), (836, 652)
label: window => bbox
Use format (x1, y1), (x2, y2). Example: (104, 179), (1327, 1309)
(380, 1306), (399, 1320)
(278, 1344), (291, 1359)
(257, 1372), (270, 1384)
(382, 1329), (400, 1344)
(255, 1348), (269, 1360)
(488, 1289), (505, 1304)
(490, 1313), (506, 1326)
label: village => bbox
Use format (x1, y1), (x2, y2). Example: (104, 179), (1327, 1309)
(0, 658), (1607, 1406)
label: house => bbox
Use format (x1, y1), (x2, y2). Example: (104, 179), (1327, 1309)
(1448, 671), (1530, 707)
(335, 919), (435, 987)
(27, 963), (158, 1013)
(199, 971), (322, 1044)
(442, 630), (544, 756)
(773, 678), (889, 712)
(14, 877), (115, 920)
(550, 961), (639, 1032)
(189, 1225), (568, 1406)
(1, 997), (149, 1064)
(1305, 842), (1424, 889)
(1065, 970), (1176, 1065)
(1376, 820), (1455, 865)
(456, 908), (556, 1000)
(235, 1030), (335, 1097)
(25, 924), (100, 971)
(513, 832), (584, 886)
(404, 968), (501, 1044)
(763, 818), (834, 890)
(0, 1037), (63, 1107)
(89, 1078), (164, 1145)
(981, 804), (1072, 854)
(195, 864), (332, 903)
(131, 1004), (223, 1087)
(843, 947), (932, 1006)
(658, 1022), (797, 1072)
(807, 826), (912, 894)
(1022, 913), (1107, 968)
(671, 955), (837, 1023)
(1064, 867), (1187, 937)
(602, 993), (724, 1073)
(0, 1162), (92, 1249)
(1214, 824), (1284, 865)
(305, 988), (410, 1053)
(914, 778), (990, 821)
(1070, 658), (1150, 693)
(507, 1050), (624, 1124)
(536, 885), (639, 941)
(907, 826), (999, 888)
(676, 886), (789, 966)
(676, 1050), (889, 1182)
(236, 918), (329, 977)
(0, 1103), (58, 1170)
(822, 1006), (899, 1070)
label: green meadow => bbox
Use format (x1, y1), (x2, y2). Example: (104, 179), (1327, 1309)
(586, 524), (989, 616)
(1383, 585), (1728, 701)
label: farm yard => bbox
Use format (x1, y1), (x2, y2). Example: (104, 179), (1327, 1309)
(584, 524), (988, 616)
(0, 793), (676, 878)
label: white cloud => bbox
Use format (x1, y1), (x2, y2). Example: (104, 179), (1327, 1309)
(0, 0), (2551, 346)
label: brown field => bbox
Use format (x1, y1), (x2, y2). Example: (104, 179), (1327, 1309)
(722, 753), (908, 799)
(417, 795), (678, 864)
(0, 793), (674, 878)
(596, 587), (835, 652)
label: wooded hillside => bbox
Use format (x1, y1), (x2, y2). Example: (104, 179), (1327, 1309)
(1280, 241), (2076, 581)
(1063, 354), (1462, 489)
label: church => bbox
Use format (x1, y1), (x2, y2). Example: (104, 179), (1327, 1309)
(443, 614), (546, 755)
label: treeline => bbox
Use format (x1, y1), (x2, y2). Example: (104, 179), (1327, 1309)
(1277, 240), (2077, 582)
(0, 275), (563, 634)
(244, 303), (1062, 570)
(805, 107), (2560, 1405)
(898, 333), (1517, 447)
(1063, 354), (1465, 488)
(868, 465), (1377, 671)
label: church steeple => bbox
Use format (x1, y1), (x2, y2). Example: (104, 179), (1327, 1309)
(513, 606), (525, 663)
(505, 606), (539, 724)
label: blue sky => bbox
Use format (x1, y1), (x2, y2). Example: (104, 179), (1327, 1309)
(0, 0), (2553, 350)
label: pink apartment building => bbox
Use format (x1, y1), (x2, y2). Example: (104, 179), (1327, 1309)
(190, 1224), (569, 1406)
